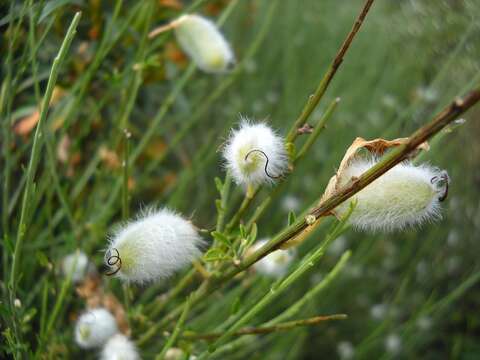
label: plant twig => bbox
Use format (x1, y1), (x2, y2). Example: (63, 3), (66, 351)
(234, 89), (480, 275)
(155, 296), (192, 360)
(142, 88), (480, 339)
(183, 314), (347, 341)
(285, 0), (375, 143)
(9, 10), (81, 298)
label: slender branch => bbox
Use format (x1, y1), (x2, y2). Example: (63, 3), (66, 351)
(235, 89), (480, 275)
(142, 88), (480, 340)
(216, 173), (232, 233)
(182, 314), (347, 341)
(122, 129), (131, 220)
(296, 97), (341, 161)
(155, 296), (192, 360)
(285, 0), (375, 143)
(9, 11), (81, 294)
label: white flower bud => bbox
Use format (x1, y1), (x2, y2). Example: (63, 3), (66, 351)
(101, 334), (140, 360)
(252, 239), (295, 278)
(105, 208), (203, 283)
(173, 14), (234, 73)
(223, 120), (288, 186)
(334, 158), (449, 231)
(74, 308), (118, 349)
(62, 250), (93, 283)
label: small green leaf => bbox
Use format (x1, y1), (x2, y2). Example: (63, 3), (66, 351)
(203, 248), (231, 262)
(211, 231), (231, 246)
(247, 223), (258, 246)
(239, 224), (247, 239)
(288, 211), (297, 226)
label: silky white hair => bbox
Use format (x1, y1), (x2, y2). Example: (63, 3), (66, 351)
(252, 239), (295, 278)
(223, 119), (288, 187)
(105, 208), (203, 283)
(74, 308), (118, 349)
(62, 250), (91, 283)
(174, 14), (234, 73)
(335, 158), (448, 232)
(101, 334), (140, 360)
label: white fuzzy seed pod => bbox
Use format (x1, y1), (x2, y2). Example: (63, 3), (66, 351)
(252, 239), (295, 278)
(74, 308), (118, 349)
(105, 208), (203, 283)
(334, 158), (449, 231)
(62, 250), (93, 283)
(174, 14), (234, 73)
(101, 334), (140, 360)
(223, 120), (288, 186)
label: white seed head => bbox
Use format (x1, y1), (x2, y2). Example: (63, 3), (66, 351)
(101, 334), (140, 360)
(62, 250), (92, 283)
(74, 308), (118, 349)
(252, 239), (295, 278)
(334, 158), (449, 232)
(174, 14), (234, 73)
(105, 208), (203, 283)
(223, 120), (288, 186)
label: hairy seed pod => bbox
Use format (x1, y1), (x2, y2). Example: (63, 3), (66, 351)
(74, 308), (118, 349)
(174, 14), (234, 73)
(334, 158), (449, 231)
(223, 119), (288, 186)
(252, 239), (295, 278)
(105, 208), (203, 283)
(101, 334), (139, 360)
(62, 250), (94, 283)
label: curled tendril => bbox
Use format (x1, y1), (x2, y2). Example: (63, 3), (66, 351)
(430, 172), (449, 202)
(244, 149), (281, 180)
(104, 248), (122, 276)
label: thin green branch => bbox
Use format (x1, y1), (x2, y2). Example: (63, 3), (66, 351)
(183, 314), (347, 341)
(295, 97), (341, 161)
(10, 11), (81, 293)
(142, 88), (480, 339)
(285, 0), (375, 143)
(155, 296), (192, 360)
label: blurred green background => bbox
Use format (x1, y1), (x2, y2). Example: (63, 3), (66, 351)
(1, 0), (480, 358)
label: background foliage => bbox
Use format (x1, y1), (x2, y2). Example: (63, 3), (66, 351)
(1, 0), (480, 358)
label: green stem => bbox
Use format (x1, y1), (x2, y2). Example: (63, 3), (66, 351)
(197, 217), (349, 358)
(122, 130), (131, 220)
(155, 296), (192, 360)
(183, 314), (347, 341)
(295, 97), (340, 161)
(10, 10), (81, 296)
(285, 0), (375, 143)
(216, 172), (232, 233)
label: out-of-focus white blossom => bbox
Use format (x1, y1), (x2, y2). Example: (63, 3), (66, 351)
(75, 308), (118, 349)
(101, 334), (139, 360)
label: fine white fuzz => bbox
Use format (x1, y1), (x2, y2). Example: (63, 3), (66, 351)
(252, 239), (295, 278)
(74, 308), (118, 349)
(101, 334), (140, 360)
(334, 158), (449, 231)
(223, 120), (288, 186)
(174, 14), (234, 73)
(105, 208), (203, 283)
(62, 250), (93, 283)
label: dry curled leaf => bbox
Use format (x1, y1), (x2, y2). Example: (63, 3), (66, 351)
(14, 110), (40, 136)
(99, 146), (121, 170)
(320, 137), (430, 205)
